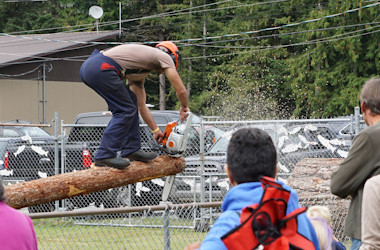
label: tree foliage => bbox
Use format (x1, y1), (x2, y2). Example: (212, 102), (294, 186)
(0, 0), (378, 118)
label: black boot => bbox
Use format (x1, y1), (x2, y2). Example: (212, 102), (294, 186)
(95, 157), (130, 169)
(123, 150), (158, 162)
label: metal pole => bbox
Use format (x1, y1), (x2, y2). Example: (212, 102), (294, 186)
(42, 62), (46, 124)
(29, 202), (223, 219)
(119, 2), (122, 37)
(202, 0), (207, 85)
(60, 120), (66, 209)
(200, 122), (205, 203)
(54, 112), (59, 211)
(128, 184), (132, 223)
(163, 204), (171, 250)
(193, 176), (197, 227)
(209, 174), (212, 224)
(199, 121), (206, 226)
(354, 106), (360, 135)
(37, 72), (40, 123)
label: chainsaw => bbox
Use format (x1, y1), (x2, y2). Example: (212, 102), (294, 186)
(158, 112), (193, 202)
(158, 112), (193, 158)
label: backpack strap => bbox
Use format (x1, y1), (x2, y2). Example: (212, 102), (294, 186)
(279, 207), (316, 250)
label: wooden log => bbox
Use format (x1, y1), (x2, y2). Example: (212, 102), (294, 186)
(4, 155), (185, 209)
(287, 158), (344, 199)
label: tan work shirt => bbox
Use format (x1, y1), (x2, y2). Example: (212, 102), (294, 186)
(102, 44), (175, 84)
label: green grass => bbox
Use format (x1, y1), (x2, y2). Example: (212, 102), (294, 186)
(33, 217), (208, 250)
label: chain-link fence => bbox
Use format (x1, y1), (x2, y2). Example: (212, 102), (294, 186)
(29, 197), (349, 250)
(1, 110), (365, 248)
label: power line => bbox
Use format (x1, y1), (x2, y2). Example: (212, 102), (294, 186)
(2, 23), (377, 66)
(180, 22), (380, 48)
(171, 2), (380, 43)
(4, 0), (290, 36)
(104, 0), (289, 26)
(2, 0), (239, 35)
(1, 2), (377, 48)
(5, 0), (324, 36)
(0, 43), (99, 67)
(0, 64), (42, 78)
(117, 1), (332, 33)
(144, 0), (290, 19)
(183, 26), (380, 59)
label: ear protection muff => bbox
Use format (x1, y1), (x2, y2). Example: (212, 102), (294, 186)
(169, 51), (181, 68)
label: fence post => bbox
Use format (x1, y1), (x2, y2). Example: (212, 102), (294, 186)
(354, 106), (360, 135)
(53, 112), (59, 211)
(199, 120), (206, 226)
(162, 202), (171, 250)
(60, 120), (66, 210)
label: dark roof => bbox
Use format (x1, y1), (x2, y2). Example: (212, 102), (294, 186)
(0, 31), (118, 66)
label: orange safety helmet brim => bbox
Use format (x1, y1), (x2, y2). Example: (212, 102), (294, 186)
(155, 41), (180, 69)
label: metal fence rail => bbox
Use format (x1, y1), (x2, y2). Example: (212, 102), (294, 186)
(30, 197), (349, 250)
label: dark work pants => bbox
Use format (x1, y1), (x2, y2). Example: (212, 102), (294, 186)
(80, 50), (141, 160)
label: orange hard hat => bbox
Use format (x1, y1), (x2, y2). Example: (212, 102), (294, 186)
(155, 41), (180, 69)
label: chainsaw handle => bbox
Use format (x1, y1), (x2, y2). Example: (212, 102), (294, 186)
(179, 108), (190, 122)
(177, 111), (192, 124)
(153, 129), (164, 144)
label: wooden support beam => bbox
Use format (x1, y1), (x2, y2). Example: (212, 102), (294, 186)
(4, 155), (185, 209)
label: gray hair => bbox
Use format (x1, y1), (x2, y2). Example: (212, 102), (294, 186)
(0, 178), (6, 202)
(360, 77), (380, 115)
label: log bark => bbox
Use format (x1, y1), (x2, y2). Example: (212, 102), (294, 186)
(4, 155), (185, 209)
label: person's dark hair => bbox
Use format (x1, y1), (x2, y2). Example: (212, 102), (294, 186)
(227, 127), (277, 184)
(360, 77), (380, 115)
(0, 178), (6, 202)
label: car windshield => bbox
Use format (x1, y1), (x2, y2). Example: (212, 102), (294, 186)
(208, 132), (232, 153)
(19, 127), (50, 137)
(0, 141), (7, 159)
(208, 127), (278, 154)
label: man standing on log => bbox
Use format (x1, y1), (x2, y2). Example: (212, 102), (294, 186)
(80, 41), (189, 169)
(330, 77), (380, 250)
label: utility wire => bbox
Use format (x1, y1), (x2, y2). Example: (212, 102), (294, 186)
(0, 64), (42, 77)
(6, 0), (324, 36)
(1, 24), (377, 66)
(170, 2), (380, 43)
(181, 22), (380, 48)
(4, 0), (292, 36)
(184, 27), (380, 59)
(1, 20), (378, 65)
(2, 0), (245, 35)
(98, 0), (290, 27)
(1, 3), (377, 47)
(117, 1), (332, 32)
(0, 43), (99, 67)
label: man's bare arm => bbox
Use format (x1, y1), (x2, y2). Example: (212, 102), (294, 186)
(164, 68), (190, 120)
